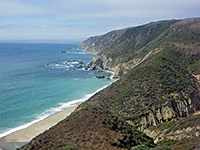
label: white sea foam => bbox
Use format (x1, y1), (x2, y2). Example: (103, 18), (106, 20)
(104, 70), (115, 79)
(46, 63), (72, 69)
(73, 78), (80, 80)
(63, 61), (80, 65)
(60, 51), (84, 55)
(46, 60), (84, 70)
(0, 79), (115, 138)
(71, 62), (79, 64)
(65, 51), (84, 55)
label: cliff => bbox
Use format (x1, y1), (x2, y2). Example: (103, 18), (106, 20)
(77, 18), (200, 142)
(78, 18), (200, 77)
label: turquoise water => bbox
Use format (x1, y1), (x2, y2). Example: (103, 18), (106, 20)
(0, 43), (113, 137)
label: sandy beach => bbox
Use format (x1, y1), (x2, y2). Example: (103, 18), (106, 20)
(4, 106), (77, 143)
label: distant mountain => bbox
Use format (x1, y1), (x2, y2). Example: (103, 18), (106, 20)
(20, 18), (200, 149)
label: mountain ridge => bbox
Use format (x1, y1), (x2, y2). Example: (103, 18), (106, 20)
(77, 17), (200, 142)
(78, 18), (200, 77)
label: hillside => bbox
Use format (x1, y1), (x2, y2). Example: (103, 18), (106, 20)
(18, 107), (154, 150)
(78, 18), (200, 77)
(19, 18), (200, 150)
(77, 18), (200, 142)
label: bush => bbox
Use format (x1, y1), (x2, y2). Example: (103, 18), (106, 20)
(62, 146), (77, 150)
(151, 146), (171, 150)
(131, 144), (150, 150)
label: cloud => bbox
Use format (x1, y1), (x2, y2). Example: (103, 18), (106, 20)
(0, 0), (199, 40)
(1, 0), (199, 18)
(0, 0), (48, 17)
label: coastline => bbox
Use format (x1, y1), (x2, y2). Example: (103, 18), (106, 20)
(0, 106), (77, 150)
(4, 106), (77, 143)
(0, 73), (116, 150)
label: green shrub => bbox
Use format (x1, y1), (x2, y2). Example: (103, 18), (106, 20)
(131, 144), (150, 150)
(151, 146), (171, 150)
(62, 146), (76, 150)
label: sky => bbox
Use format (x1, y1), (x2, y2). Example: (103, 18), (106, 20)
(0, 0), (200, 42)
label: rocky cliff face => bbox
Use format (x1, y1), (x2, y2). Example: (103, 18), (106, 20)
(86, 50), (158, 77)
(131, 94), (200, 132)
(143, 111), (200, 144)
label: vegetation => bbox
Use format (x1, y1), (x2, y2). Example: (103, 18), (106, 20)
(131, 144), (150, 150)
(79, 18), (200, 125)
(19, 107), (154, 150)
(62, 146), (78, 150)
(80, 45), (199, 124)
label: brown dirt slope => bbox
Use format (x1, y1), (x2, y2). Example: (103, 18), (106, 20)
(18, 107), (154, 150)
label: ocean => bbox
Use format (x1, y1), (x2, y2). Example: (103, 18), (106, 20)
(0, 43), (113, 137)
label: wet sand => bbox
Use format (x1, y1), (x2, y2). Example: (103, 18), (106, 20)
(5, 106), (76, 143)
(0, 106), (77, 150)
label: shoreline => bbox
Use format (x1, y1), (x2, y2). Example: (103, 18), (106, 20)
(0, 106), (77, 150)
(4, 106), (77, 143)
(0, 73), (116, 149)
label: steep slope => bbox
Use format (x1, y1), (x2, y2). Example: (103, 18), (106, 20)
(79, 18), (200, 77)
(78, 28), (127, 54)
(146, 111), (200, 143)
(79, 20), (178, 76)
(78, 46), (200, 129)
(18, 107), (154, 150)
(77, 18), (200, 142)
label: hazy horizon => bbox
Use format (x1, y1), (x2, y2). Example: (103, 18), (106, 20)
(0, 0), (200, 41)
(0, 39), (83, 44)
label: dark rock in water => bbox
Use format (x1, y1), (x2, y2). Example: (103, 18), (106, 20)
(77, 65), (83, 69)
(96, 75), (105, 79)
(79, 61), (84, 64)
(83, 67), (88, 70)
(61, 51), (66, 53)
(106, 77), (110, 80)
(107, 73), (112, 77)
